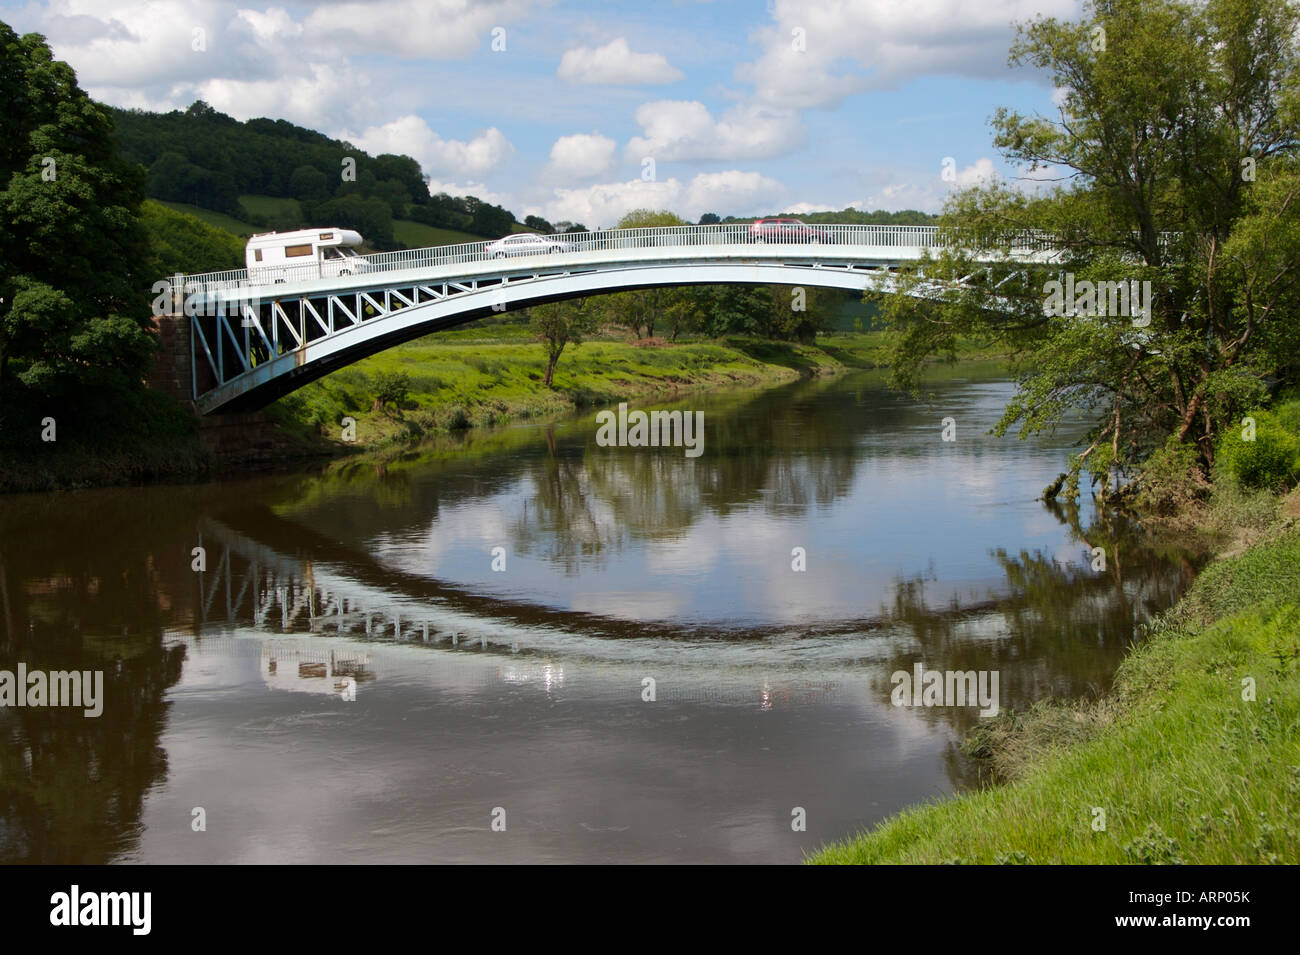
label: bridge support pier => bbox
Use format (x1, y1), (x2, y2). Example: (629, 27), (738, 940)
(147, 309), (195, 407)
(149, 309), (313, 464)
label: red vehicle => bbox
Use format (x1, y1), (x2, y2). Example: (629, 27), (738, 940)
(748, 217), (828, 243)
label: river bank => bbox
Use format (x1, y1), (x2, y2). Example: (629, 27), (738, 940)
(263, 325), (894, 452)
(810, 483), (1300, 864)
(0, 328), (1001, 494)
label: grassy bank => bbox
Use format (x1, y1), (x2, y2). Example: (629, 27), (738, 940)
(265, 326), (939, 450)
(810, 494), (1300, 864)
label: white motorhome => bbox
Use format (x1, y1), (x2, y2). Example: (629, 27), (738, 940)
(245, 227), (369, 284)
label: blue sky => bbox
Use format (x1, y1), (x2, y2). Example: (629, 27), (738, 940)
(1, 0), (1081, 227)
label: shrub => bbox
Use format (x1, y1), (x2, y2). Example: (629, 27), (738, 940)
(1136, 435), (1210, 515)
(439, 405), (471, 430)
(1273, 396), (1300, 434)
(370, 371), (412, 415)
(1215, 409), (1300, 490)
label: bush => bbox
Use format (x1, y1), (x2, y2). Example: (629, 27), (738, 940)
(1273, 396), (1300, 433)
(439, 405), (471, 430)
(370, 371), (412, 415)
(1215, 409), (1300, 490)
(1136, 436), (1210, 515)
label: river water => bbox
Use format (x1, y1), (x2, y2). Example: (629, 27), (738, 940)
(0, 366), (1198, 863)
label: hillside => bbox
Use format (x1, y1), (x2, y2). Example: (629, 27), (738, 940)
(111, 101), (523, 249)
(154, 197), (483, 250)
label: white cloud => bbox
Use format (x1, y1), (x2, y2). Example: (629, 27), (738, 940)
(536, 179), (680, 229)
(780, 201), (846, 216)
(235, 7), (302, 45)
(535, 170), (784, 228)
(626, 100), (803, 162)
(343, 116), (514, 179)
(24, 0), (538, 129)
(738, 0), (1080, 108)
(544, 133), (618, 182)
(857, 181), (942, 212)
(953, 157), (998, 189)
(33, 0), (282, 90)
(848, 157), (1003, 214)
(201, 62), (375, 127)
(557, 37), (683, 85)
(684, 170), (784, 217)
(303, 0), (535, 59)
(424, 180), (515, 209)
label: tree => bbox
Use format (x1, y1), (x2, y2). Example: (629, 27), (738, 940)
(690, 285), (771, 338)
(142, 200), (244, 277)
(464, 196), (516, 237)
(524, 215), (554, 234)
(314, 194), (395, 247)
(370, 370), (411, 416)
(530, 299), (599, 387)
(617, 208), (688, 229)
(288, 164), (329, 201)
(371, 177), (412, 217)
(663, 292), (696, 342)
(765, 285), (827, 343)
(373, 153), (427, 204)
(0, 21), (156, 444)
(596, 210), (691, 338)
(698, 212), (721, 225)
(875, 0), (1300, 498)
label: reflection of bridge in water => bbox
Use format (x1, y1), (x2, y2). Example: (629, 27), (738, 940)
(185, 498), (1194, 729)
(184, 510), (854, 710)
(197, 510), (575, 651)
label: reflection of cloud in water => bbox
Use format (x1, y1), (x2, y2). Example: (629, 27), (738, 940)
(570, 590), (689, 619)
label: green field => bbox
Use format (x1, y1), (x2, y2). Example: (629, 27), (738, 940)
(391, 218), (482, 248)
(238, 194), (301, 222)
(156, 200), (261, 237)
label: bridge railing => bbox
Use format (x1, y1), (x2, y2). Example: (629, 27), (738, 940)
(170, 223), (962, 295)
(163, 223), (1176, 298)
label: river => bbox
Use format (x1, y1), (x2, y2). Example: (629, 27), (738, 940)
(0, 366), (1199, 863)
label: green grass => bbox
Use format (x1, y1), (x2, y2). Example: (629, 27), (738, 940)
(238, 194), (301, 221)
(237, 194), (300, 223)
(810, 528), (1300, 864)
(266, 330), (909, 448)
(391, 218), (482, 248)
(155, 200), (260, 237)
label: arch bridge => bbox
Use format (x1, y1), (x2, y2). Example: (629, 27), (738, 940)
(163, 223), (1061, 414)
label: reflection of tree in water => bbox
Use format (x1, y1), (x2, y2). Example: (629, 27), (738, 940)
(0, 497), (187, 863)
(869, 502), (1199, 793)
(698, 381), (889, 517)
(506, 385), (875, 569)
(510, 428), (627, 574)
(270, 375), (907, 573)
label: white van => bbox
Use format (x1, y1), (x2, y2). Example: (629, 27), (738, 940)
(245, 228), (369, 284)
